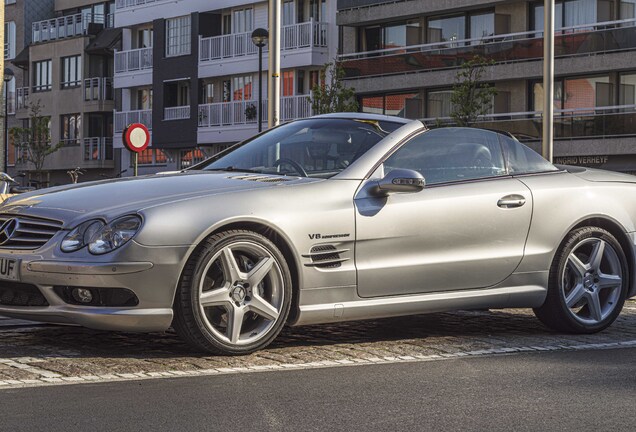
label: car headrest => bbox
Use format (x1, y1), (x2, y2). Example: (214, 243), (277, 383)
(309, 130), (351, 159)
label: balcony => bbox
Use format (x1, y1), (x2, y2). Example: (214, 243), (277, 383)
(199, 20), (330, 76)
(32, 13), (105, 43)
(340, 18), (636, 80)
(114, 109), (152, 133)
(164, 106), (191, 121)
(114, 47), (153, 88)
(197, 95), (312, 142)
(83, 78), (114, 102)
(424, 105), (636, 143)
(16, 87), (29, 111)
(83, 137), (114, 162)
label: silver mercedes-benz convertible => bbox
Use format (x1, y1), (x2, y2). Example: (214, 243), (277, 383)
(0, 113), (635, 355)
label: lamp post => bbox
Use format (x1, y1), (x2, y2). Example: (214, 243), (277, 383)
(251, 28), (269, 132)
(3, 68), (15, 174)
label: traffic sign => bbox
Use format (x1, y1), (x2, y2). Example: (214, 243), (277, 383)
(123, 123), (150, 153)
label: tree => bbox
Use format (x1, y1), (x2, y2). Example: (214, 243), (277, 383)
(450, 56), (498, 127)
(9, 100), (61, 185)
(308, 61), (358, 114)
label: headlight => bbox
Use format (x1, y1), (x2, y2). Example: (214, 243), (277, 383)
(61, 220), (105, 252)
(88, 215), (142, 255)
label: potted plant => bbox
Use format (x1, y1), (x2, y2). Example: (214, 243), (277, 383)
(245, 103), (257, 122)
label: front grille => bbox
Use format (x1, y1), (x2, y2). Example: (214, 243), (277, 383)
(0, 214), (63, 250)
(0, 281), (48, 306)
(303, 245), (350, 269)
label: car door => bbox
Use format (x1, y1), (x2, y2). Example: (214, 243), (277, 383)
(354, 128), (533, 298)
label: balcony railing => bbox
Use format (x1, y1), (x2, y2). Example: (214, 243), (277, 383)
(164, 106), (191, 120)
(340, 18), (636, 79)
(423, 104), (636, 142)
(115, 0), (164, 9)
(114, 109), (152, 133)
(32, 13), (105, 43)
(198, 95), (312, 128)
(16, 87), (29, 110)
(199, 20), (329, 62)
(83, 137), (114, 161)
(83, 78), (113, 101)
(115, 47), (153, 74)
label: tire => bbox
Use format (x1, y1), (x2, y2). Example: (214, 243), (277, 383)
(173, 230), (292, 355)
(534, 226), (629, 333)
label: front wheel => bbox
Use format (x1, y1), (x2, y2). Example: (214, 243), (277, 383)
(534, 226), (629, 333)
(173, 230), (292, 355)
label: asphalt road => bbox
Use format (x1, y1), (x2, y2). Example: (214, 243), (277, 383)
(1, 347), (634, 432)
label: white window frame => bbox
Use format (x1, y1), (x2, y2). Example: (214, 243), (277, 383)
(165, 16), (191, 57)
(33, 60), (53, 92)
(232, 7), (254, 33)
(61, 55), (82, 89)
(4, 22), (16, 60)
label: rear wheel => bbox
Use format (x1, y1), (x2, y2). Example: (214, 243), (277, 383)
(173, 230), (292, 355)
(534, 226), (628, 333)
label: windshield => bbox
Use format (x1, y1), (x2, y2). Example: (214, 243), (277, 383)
(199, 118), (404, 178)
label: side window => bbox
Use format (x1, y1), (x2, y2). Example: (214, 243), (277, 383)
(383, 128), (507, 185)
(500, 135), (558, 174)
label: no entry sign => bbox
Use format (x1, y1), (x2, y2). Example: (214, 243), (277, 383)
(123, 123), (150, 153)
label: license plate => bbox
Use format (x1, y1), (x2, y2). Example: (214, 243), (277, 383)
(0, 257), (20, 281)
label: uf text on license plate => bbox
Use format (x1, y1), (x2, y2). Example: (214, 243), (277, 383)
(0, 257), (19, 281)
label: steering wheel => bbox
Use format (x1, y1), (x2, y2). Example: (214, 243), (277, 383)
(273, 158), (308, 177)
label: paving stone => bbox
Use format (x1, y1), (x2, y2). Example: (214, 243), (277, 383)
(0, 300), (634, 383)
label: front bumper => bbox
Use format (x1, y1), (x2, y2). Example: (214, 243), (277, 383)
(0, 240), (193, 332)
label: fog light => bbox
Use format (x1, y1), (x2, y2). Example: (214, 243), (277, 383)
(72, 288), (93, 304)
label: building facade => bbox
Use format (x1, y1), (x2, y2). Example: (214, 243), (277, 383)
(5, 0), (120, 187)
(338, 0), (636, 173)
(113, 0), (338, 175)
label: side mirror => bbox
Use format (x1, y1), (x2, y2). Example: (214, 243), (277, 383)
(371, 169), (425, 196)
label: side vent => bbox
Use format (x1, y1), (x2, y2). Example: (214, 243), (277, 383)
(227, 175), (294, 183)
(303, 245), (350, 268)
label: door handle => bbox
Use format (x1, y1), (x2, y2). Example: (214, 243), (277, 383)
(498, 195), (526, 208)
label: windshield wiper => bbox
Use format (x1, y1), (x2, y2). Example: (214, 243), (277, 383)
(206, 166), (261, 174)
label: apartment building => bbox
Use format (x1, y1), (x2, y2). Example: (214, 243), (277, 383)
(7, 0), (120, 186)
(113, 0), (337, 175)
(338, 0), (636, 173)
(4, 0), (56, 178)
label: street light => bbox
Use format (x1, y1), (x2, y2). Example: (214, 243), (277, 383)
(3, 68), (15, 174)
(251, 28), (268, 132)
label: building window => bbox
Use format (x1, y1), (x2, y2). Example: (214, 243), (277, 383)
(61, 114), (82, 146)
(5, 0), (18, 5)
(137, 28), (154, 48)
(283, 0), (295, 26)
(166, 16), (191, 57)
(532, 0), (600, 31)
(622, 0), (636, 19)
(620, 73), (636, 104)
(232, 8), (253, 33)
(361, 93), (421, 118)
(282, 71), (294, 96)
(426, 90), (454, 118)
(3, 76), (15, 115)
(359, 20), (421, 51)
(33, 60), (52, 92)
(201, 83), (214, 104)
(532, 75), (613, 112)
(180, 149), (206, 169)
(165, 80), (190, 107)
(232, 76), (253, 100)
(4, 22), (16, 60)
(136, 88), (153, 110)
(61, 56), (82, 88)
(428, 15), (466, 44)
(136, 148), (168, 166)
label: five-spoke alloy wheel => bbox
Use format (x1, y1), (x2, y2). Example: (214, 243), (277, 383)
(173, 230), (292, 355)
(534, 226), (629, 333)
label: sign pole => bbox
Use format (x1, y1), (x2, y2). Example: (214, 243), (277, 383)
(122, 123), (150, 176)
(542, 0), (555, 162)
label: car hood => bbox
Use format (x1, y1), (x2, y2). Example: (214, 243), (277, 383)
(0, 171), (315, 226)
